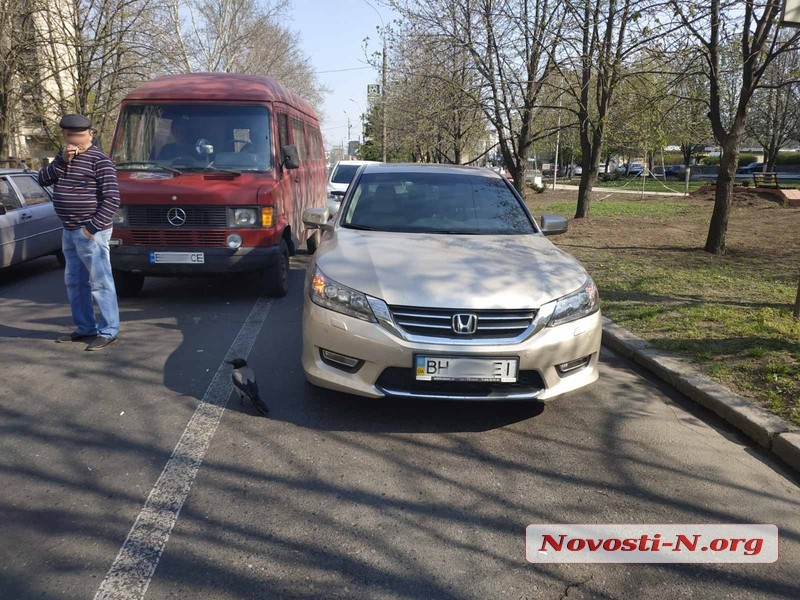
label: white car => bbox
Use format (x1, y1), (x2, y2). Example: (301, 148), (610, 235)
(327, 160), (380, 216)
(301, 163), (602, 402)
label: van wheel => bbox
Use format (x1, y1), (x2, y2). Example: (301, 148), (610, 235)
(55, 250), (66, 268)
(306, 230), (320, 255)
(263, 239), (289, 297)
(114, 270), (145, 297)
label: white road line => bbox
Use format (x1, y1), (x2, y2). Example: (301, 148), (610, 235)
(94, 297), (273, 600)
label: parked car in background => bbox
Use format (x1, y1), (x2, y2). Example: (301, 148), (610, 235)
(301, 163), (602, 402)
(663, 165), (687, 179)
(737, 162), (764, 174)
(328, 160), (380, 216)
(0, 169), (64, 269)
(617, 162), (644, 176)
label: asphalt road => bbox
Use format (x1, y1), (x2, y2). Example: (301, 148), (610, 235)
(1, 254), (798, 600)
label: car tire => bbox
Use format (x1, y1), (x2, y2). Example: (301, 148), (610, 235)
(55, 250), (66, 268)
(263, 239), (289, 297)
(306, 230), (320, 255)
(113, 269), (145, 297)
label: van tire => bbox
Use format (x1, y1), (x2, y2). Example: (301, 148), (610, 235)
(55, 250), (66, 268)
(114, 270), (145, 297)
(306, 230), (320, 255)
(263, 239), (289, 297)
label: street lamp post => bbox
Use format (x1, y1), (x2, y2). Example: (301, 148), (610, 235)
(343, 110), (352, 158)
(360, 0), (387, 162)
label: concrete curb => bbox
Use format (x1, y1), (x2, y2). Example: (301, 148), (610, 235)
(601, 317), (800, 474)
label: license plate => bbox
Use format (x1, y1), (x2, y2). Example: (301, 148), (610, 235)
(148, 251), (205, 264)
(415, 355), (519, 382)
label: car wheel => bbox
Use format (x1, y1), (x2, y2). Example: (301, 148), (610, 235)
(113, 269), (145, 297)
(263, 239), (289, 297)
(55, 250), (66, 268)
(306, 230), (320, 255)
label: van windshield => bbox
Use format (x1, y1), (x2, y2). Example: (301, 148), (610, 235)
(111, 104), (273, 172)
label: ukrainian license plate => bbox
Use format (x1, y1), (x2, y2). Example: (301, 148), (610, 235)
(415, 355), (519, 382)
(149, 251), (205, 264)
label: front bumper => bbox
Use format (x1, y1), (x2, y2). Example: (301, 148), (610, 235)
(302, 300), (602, 401)
(110, 245), (282, 275)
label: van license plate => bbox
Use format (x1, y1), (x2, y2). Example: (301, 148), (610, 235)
(415, 356), (518, 382)
(149, 252), (205, 264)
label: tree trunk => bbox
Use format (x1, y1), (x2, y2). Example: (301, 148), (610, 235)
(794, 277), (800, 318)
(510, 161), (526, 194)
(705, 140), (740, 254)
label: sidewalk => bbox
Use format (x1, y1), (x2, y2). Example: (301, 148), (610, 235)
(602, 318), (800, 475)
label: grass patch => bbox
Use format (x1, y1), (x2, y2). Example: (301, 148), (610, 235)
(527, 191), (800, 426)
(592, 179), (705, 193)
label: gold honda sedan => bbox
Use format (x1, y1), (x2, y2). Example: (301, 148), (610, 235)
(301, 164), (601, 401)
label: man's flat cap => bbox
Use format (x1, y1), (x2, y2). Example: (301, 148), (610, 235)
(59, 114), (92, 130)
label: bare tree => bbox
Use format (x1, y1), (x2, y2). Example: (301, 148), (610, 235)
(0, 0), (37, 156)
(670, 0), (800, 254)
(23, 0), (159, 148)
(551, 0), (675, 217)
(746, 47), (800, 172)
(391, 0), (565, 191)
(369, 20), (486, 163)
(156, 0), (326, 110)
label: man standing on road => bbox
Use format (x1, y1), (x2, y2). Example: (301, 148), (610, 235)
(39, 114), (121, 351)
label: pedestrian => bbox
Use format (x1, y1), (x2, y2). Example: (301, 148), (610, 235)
(39, 114), (121, 351)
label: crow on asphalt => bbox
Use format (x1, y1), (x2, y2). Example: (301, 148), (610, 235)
(226, 358), (269, 416)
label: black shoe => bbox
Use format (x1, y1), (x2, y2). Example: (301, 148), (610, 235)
(56, 332), (97, 343)
(85, 335), (118, 351)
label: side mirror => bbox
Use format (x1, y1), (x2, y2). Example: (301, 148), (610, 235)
(303, 207), (333, 232)
(282, 145), (300, 170)
(540, 214), (568, 236)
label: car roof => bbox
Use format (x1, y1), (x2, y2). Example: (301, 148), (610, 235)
(359, 163), (504, 179)
(335, 160), (380, 166)
(0, 169), (30, 175)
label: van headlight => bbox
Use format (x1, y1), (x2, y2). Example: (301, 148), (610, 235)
(546, 279), (600, 327)
(229, 207), (258, 227)
(112, 207), (127, 225)
(309, 266), (376, 322)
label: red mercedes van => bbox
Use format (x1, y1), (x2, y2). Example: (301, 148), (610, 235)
(108, 73), (327, 297)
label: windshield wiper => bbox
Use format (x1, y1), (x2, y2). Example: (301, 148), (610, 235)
(203, 165), (241, 176)
(423, 230), (479, 235)
(344, 223), (378, 231)
(115, 161), (182, 175)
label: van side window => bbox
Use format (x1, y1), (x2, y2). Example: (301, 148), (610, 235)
(306, 124), (322, 160)
(277, 113), (289, 149)
(290, 117), (307, 161)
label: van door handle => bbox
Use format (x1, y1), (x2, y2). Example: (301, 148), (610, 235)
(21, 213), (33, 220)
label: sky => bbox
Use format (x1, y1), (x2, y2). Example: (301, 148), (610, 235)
(287, 0), (400, 151)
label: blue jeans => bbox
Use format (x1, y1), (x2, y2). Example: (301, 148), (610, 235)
(62, 227), (120, 338)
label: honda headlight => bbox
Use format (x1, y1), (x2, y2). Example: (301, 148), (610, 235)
(309, 266), (376, 322)
(547, 279), (600, 327)
(229, 207), (258, 227)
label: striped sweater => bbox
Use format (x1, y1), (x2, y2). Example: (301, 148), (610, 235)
(38, 146), (120, 234)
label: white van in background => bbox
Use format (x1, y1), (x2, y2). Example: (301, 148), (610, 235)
(327, 160), (379, 215)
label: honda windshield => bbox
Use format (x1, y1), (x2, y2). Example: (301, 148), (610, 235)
(111, 104), (273, 172)
(341, 171), (536, 235)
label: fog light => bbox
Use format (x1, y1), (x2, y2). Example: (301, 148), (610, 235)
(321, 348), (363, 371)
(556, 356), (591, 376)
(226, 233), (243, 249)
